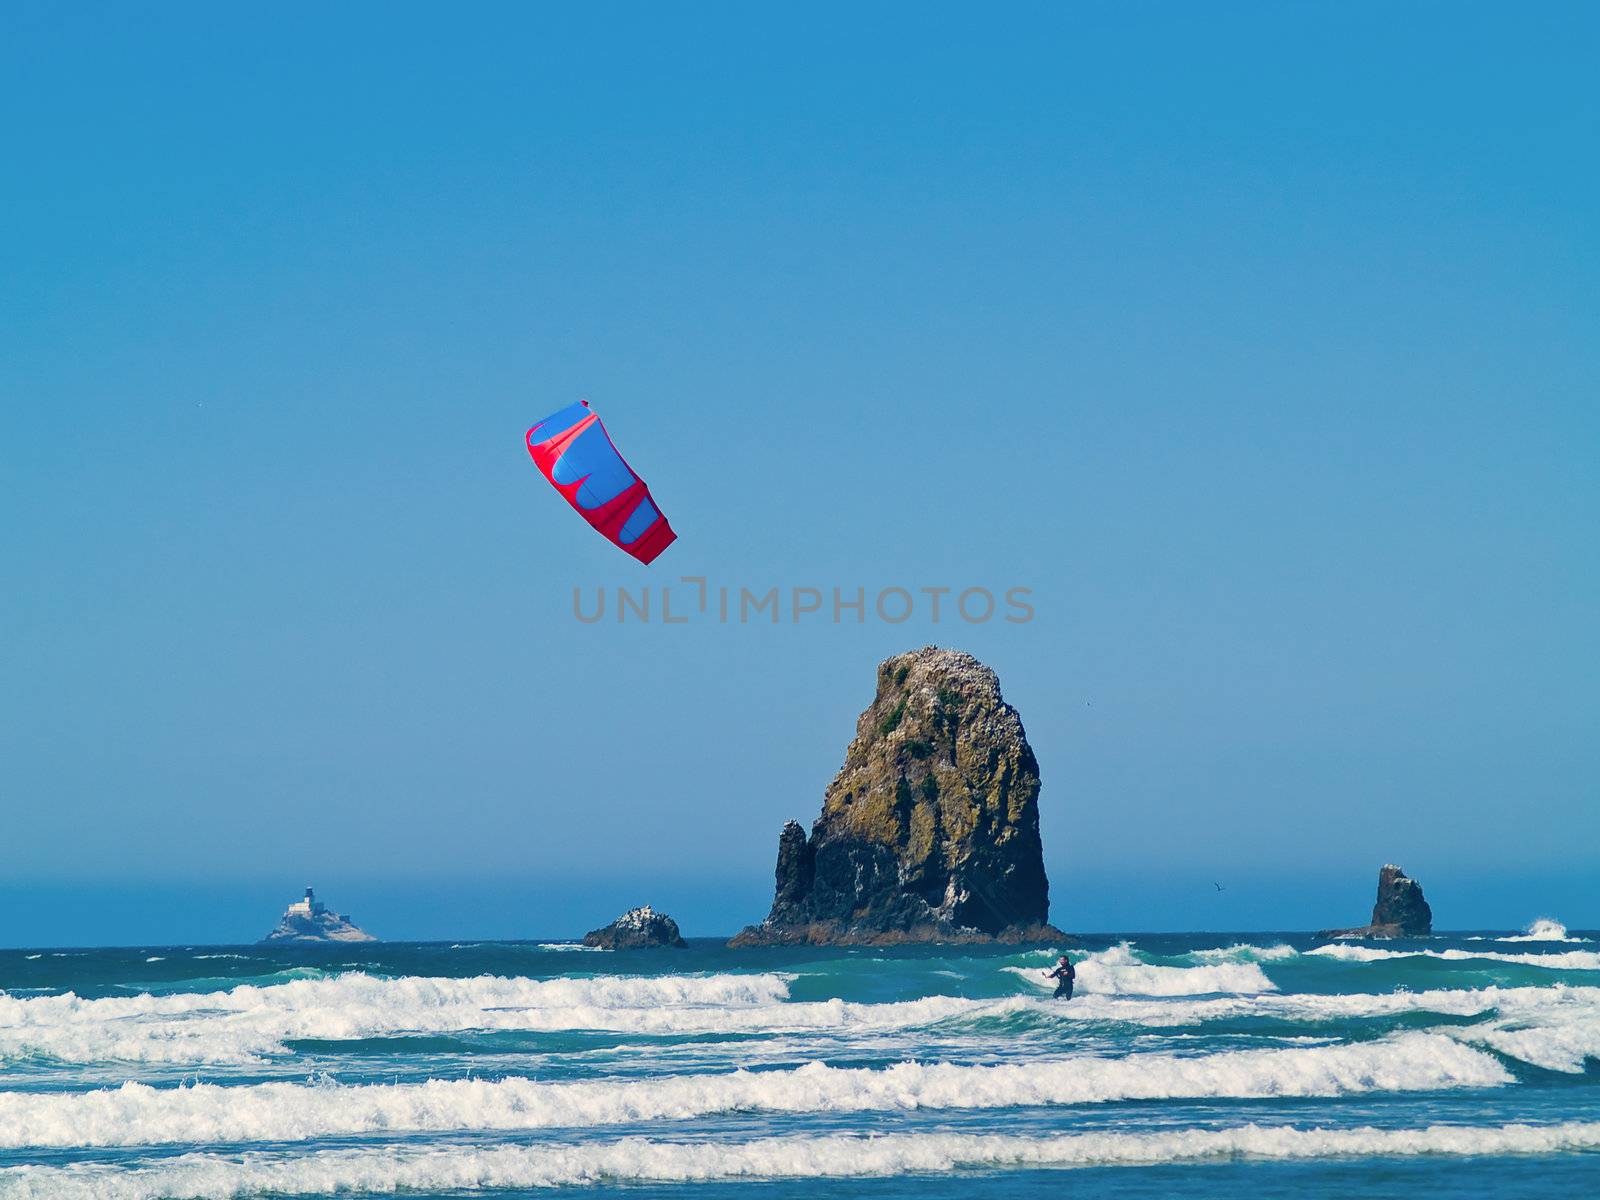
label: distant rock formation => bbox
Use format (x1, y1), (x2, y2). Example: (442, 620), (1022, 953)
(583, 905), (687, 949)
(1318, 864), (1433, 939)
(260, 887), (376, 943)
(732, 647), (1062, 946)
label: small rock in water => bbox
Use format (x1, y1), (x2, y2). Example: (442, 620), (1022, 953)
(583, 905), (687, 949)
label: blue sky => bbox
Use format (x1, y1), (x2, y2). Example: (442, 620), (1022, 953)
(2, 2), (1596, 945)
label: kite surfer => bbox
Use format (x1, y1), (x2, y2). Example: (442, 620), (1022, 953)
(1044, 954), (1076, 1000)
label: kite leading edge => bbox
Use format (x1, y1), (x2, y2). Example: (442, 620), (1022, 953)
(525, 400), (677, 565)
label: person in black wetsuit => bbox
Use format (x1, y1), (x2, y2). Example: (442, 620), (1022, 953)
(1044, 954), (1075, 1000)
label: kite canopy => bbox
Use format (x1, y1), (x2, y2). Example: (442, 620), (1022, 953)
(525, 401), (677, 565)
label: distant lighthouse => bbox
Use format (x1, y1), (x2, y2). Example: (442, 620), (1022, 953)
(284, 886), (325, 918)
(262, 884), (375, 943)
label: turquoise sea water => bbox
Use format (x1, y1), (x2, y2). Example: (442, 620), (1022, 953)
(1, 928), (1598, 1197)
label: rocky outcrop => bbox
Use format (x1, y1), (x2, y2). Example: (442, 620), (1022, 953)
(260, 887), (376, 943)
(1318, 864), (1433, 939)
(732, 647), (1062, 946)
(583, 905), (687, 949)
(1372, 864), (1433, 934)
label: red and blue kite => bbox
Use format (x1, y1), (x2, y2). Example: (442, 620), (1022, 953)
(525, 401), (677, 565)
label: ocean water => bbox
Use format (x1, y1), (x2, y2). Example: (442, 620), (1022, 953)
(1, 927), (1598, 1198)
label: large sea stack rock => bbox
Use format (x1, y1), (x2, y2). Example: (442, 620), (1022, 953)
(1372, 864), (1433, 934)
(1318, 864), (1433, 939)
(731, 647), (1062, 946)
(583, 905), (687, 949)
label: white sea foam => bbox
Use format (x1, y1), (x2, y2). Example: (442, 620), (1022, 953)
(0, 953), (1284, 1068)
(537, 943), (607, 952)
(1308, 944), (1600, 970)
(1187, 943), (1299, 963)
(1457, 1018), (1600, 1074)
(5, 1121), (1597, 1197)
(1008, 944), (1277, 996)
(1500, 919), (1590, 944)
(0, 973), (1042, 1066)
(1435, 988), (1600, 1073)
(1052, 982), (1600, 1032)
(7, 954), (1599, 1067)
(870, 982), (1600, 1046)
(0, 1032), (1509, 1149)
(0, 972), (773, 1026)
(0, 972), (796, 1064)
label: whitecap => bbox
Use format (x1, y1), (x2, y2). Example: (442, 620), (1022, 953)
(1308, 944), (1600, 970)
(7, 1121), (1597, 1196)
(0, 1031), (1510, 1149)
(1008, 944), (1277, 996)
(1500, 919), (1591, 944)
(1187, 943), (1299, 964)
(0, 972), (797, 1065)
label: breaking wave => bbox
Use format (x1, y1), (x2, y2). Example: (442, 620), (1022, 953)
(1500, 919), (1590, 944)
(1308, 945), (1600, 970)
(1009, 944), (1276, 996)
(5, 1121), (1597, 1196)
(1187, 943), (1299, 964)
(0, 1032), (1510, 1149)
(0, 972), (795, 1064)
(9, 953), (1600, 1067)
(1031, 983), (1600, 1036)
